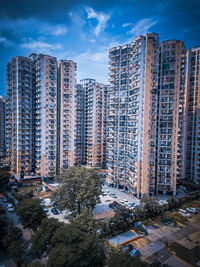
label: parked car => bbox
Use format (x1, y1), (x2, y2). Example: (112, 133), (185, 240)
(109, 201), (118, 209)
(111, 193), (117, 198)
(53, 202), (59, 209)
(42, 207), (48, 212)
(3, 197), (8, 202)
(13, 199), (18, 205)
(123, 244), (134, 252)
(7, 203), (14, 212)
(178, 209), (191, 218)
(129, 249), (140, 257)
(109, 203), (114, 209)
(186, 207), (197, 214)
(51, 208), (59, 215)
(119, 200), (125, 205)
(39, 197), (45, 203)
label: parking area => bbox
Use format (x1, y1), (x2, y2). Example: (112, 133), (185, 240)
(39, 197), (70, 224)
(39, 184), (141, 221)
(94, 184), (141, 215)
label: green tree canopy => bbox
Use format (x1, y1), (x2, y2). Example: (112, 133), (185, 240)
(69, 208), (102, 235)
(7, 240), (26, 267)
(108, 205), (134, 234)
(16, 199), (46, 230)
(51, 166), (103, 214)
(140, 196), (162, 218)
(0, 206), (8, 240)
(1, 223), (27, 267)
(105, 249), (146, 267)
(30, 218), (64, 259)
(0, 166), (11, 190)
(48, 221), (105, 267)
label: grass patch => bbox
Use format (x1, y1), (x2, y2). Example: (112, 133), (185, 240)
(165, 211), (188, 225)
(169, 242), (200, 265)
(17, 185), (36, 194)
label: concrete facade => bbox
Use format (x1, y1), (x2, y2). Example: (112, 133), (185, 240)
(107, 34), (186, 196)
(6, 56), (35, 176)
(0, 96), (6, 157)
(80, 79), (107, 167)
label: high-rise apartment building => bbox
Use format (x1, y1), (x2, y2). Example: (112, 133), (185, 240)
(157, 40), (185, 194)
(6, 56), (35, 176)
(6, 53), (107, 178)
(107, 33), (160, 196)
(57, 60), (77, 171)
(33, 54), (58, 178)
(107, 33), (186, 196)
(80, 79), (107, 167)
(0, 96), (6, 157)
(183, 47), (200, 183)
(74, 84), (85, 165)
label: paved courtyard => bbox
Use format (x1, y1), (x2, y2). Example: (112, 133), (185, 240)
(131, 209), (200, 266)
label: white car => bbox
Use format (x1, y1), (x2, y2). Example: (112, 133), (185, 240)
(123, 199), (129, 203)
(42, 207), (48, 212)
(186, 207), (197, 214)
(7, 203), (14, 212)
(178, 209), (191, 218)
(119, 200), (125, 206)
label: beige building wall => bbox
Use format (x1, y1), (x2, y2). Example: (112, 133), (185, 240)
(6, 56), (34, 176)
(34, 54), (57, 178)
(58, 60), (77, 171)
(140, 35), (159, 195)
(80, 79), (107, 167)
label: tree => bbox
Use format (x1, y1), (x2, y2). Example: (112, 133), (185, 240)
(16, 199), (46, 230)
(51, 166), (103, 215)
(141, 196), (162, 218)
(2, 223), (23, 248)
(16, 188), (34, 201)
(149, 261), (170, 267)
(0, 166), (10, 190)
(7, 240), (26, 267)
(108, 206), (134, 234)
(105, 249), (146, 267)
(30, 218), (64, 259)
(69, 208), (102, 235)
(1, 223), (27, 267)
(48, 221), (105, 267)
(0, 209), (8, 240)
(25, 263), (43, 267)
(167, 197), (179, 210)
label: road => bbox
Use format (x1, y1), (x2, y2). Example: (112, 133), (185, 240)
(0, 199), (19, 226)
(0, 200), (18, 267)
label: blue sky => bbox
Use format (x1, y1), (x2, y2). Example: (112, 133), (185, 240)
(0, 0), (200, 95)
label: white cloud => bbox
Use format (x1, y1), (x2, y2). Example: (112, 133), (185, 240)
(40, 24), (68, 36)
(85, 7), (110, 36)
(89, 39), (96, 43)
(0, 16), (67, 36)
(72, 47), (109, 83)
(21, 39), (62, 53)
(0, 36), (14, 47)
(182, 26), (200, 34)
(74, 49), (108, 66)
(122, 22), (133, 28)
(128, 17), (159, 36)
